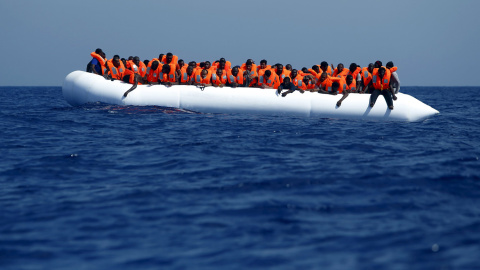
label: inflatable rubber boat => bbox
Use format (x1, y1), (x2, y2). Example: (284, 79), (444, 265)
(62, 71), (439, 121)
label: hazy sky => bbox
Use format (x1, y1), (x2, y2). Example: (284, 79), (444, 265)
(1, 0), (479, 86)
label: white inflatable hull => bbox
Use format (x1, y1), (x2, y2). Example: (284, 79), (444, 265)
(62, 71), (439, 122)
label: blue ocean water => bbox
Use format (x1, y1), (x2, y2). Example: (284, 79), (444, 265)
(0, 86), (479, 270)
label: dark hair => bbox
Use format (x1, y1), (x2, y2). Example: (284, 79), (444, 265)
(95, 48), (102, 54)
(265, 70), (271, 76)
(346, 75), (353, 80)
(113, 55), (120, 60)
(260, 59), (267, 64)
(114, 55), (120, 59)
(321, 61), (328, 67)
(167, 52), (173, 57)
(375, 60), (383, 67)
(386, 61), (394, 68)
(332, 81), (340, 88)
(246, 60), (253, 65)
(277, 64), (283, 68)
(159, 54), (164, 59)
(162, 64), (171, 73)
(219, 58), (226, 63)
(205, 61), (211, 65)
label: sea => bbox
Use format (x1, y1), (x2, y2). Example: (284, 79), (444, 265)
(0, 86), (479, 270)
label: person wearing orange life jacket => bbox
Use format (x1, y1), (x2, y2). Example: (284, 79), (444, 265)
(332, 63), (349, 79)
(146, 61), (162, 84)
(290, 69), (303, 87)
(240, 59), (257, 74)
(158, 64), (178, 86)
(226, 67), (245, 88)
(273, 64), (291, 83)
(285, 64), (292, 71)
(194, 69), (212, 87)
(257, 59), (271, 74)
(316, 72), (338, 94)
(369, 67), (397, 110)
(131, 56), (147, 78)
(211, 68), (228, 87)
(179, 66), (196, 85)
(161, 52), (178, 66)
(87, 48), (107, 75)
(335, 75), (358, 107)
(347, 63), (362, 87)
(106, 55), (126, 81)
(359, 63), (375, 93)
(318, 61), (333, 76)
(258, 70), (280, 89)
(214, 58), (231, 71)
(386, 61), (401, 94)
(177, 59), (187, 72)
(241, 60), (258, 87)
(296, 76), (317, 92)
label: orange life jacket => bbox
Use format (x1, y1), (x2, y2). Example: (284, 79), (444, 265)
(146, 65), (161, 83)
(258, 73), (280, 89)
(257, 65), (272, 74)
(212, 70), (228, 86)
(275, 69), (291, 83)
(332, 68), (349, 78)
(159, 64), (177, 83)
(297, 79), (316, 90)
(107, 60), (126, 80)
(372, 71), (391, 90)
(316, 65), (333, 76)
(291, 74), (303, 86)
(317, 77), (336, 93)
(161, 55), (179, 65)
(347, 67), (362, 80)
(90, 52), (107, 75)
(130, 61), (147, 77)
(361, 67), (373, 86)
(180, 70), (195, 84)
(123, 69), (137, 84)
(388, 66), (398, 72)
(147, 58), (160, 68)
(195, 70), (212, 84)
(346, 79), (357, 92)
(227, 71), (244, 85)
(240, 63), (258, 73)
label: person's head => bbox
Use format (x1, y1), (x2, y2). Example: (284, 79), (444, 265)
(204, 61), (211, 69)
(374, 60), (382, 68)
(303, 76), (309, 83)
(378, 67), (386, 78)
(349, 63), (357, 72)
(159, 54), (165, 60)
(260, 59), (267, 69)
(312, 65), (320, 73)
(337, 63), (344, 72)
(216, 68), (223, 76)
(189, 61), (196, 67)
(368, 63), (374, 72)
(128, 56), (133, 61)
(218, 61), (226, 69)
(320, 72), (328, 82)
(283, 77), (291, 84)
(121, 59), (127, 67)
(186, 66), (194, 75)
(133, 56), (140, 66)
(201, 69), (208, 78)
(151, 61), (159, 71)
(144, 60), (149, 66)
(276, 64), (283, 74)
(320, 61), (328, 71)
(95, 48), (103, 54)
(232, 66), (239, 76)
(162, 64), (171, 73)
(219, 58), (226, 64)
(199, 62), (205, 68)
(113, 55), (121, 67)
(285, 64), (292, 71)
(264, 70), (271, 78)
(332, 81), (340, 92)
(346, 75), (353, 85)
(166, 53), (173, 64)
(291, 69), (298, 78)
(386, 61), (394, 69)
(178, 59), (184, 67)
(301, 67), (308, 73)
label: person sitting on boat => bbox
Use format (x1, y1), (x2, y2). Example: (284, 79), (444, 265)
(106, 55), (125, 81)
(278, 77), (304, 97)
(146, 61), (161, 85)
(359, 63), (375, 93)
(332, 63), (349, 78)
(159, 64), (178, 86)
(87, 48), (106, 75)
(212, 68), (227, 88)
(285, 64), (293, 71)
(274, 64), (291, 84)
(319, 61), (333, 76)
(345, 75), (357, 93)
(132, 56), (147, 78)
(290, 69), (303, 87)
(161, 52), (178, 65)
(194, 69), (212, 87)
(386, 61), (401, 94)
(179, 66), (195, 85)
(369, 67), (397, 110)
(241, 60), (258, 87)
(257, 59), (271, 74)
(347, 63), (362, 86)
(258, 70), (280, 89)
(226, 67), (245, 88)
(297, 75), (317, 92)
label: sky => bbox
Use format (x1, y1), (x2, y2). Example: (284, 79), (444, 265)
(1, 0), (479, 86)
